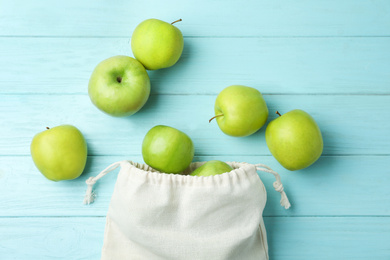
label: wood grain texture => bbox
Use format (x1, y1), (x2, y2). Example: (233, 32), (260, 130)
(1, 37), (389, 94)
(1, 94), (388, 156)
(0, 155), (389, 217)
(1, 0), (390, 259)
(0, 217), (389, 259)
(0, 217), (105, 259)
(1, 0), (389, 37)
(263, 217), (390, 259)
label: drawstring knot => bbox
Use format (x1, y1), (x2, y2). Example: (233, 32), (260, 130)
(86, 177), (97, 186)
(273, 181), (284, 193)
(83, 162), (121, 205)
(255, 163), (291, 209)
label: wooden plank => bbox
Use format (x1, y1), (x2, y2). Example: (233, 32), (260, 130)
(0, 94), (389, 156)
(0, 216), (389, 259)
(263, 217), (390, 259)
(0, 217), (105, 259)
(0, 155), (389, 217)
(1, 1), (389, 37)
(0, 37), (389, 94)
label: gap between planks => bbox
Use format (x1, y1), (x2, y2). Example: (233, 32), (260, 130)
(0, 35), (390, 39)
(1, 93), (390, 96)
(1, 154), (390, 157)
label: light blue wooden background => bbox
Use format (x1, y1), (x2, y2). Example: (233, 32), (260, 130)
(1, 0), (389, 259)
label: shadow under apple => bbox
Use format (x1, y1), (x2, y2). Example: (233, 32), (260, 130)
(147, 38), (192, 95)
(125, 40), (193, 123)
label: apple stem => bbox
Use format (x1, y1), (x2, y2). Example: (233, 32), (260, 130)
(276, 111), (282, 117)
(209, 114), (224, 123)
(46, 127), (50, 129)
(171, 19), (182, 25)
(116, 76), (122, 83)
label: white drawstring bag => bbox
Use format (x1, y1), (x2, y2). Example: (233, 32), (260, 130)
(84, 160), (290, 260)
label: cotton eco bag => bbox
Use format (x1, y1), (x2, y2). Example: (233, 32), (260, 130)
(84, 160), (290, 260)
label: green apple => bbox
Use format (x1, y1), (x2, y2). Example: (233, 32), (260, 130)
(265, 109), (323, 171)
(210, 85), (269, 137)
(30, 125), (88, 181)
(190, 160), (233, 177)
(142, 125), (194, 174)
(131, 18), (184, 70)
(88, 55), (150, 117)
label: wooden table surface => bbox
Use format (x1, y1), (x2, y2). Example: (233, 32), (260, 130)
(1, 1), (389, 259)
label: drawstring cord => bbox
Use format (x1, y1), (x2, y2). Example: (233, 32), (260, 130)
(83, 161), (122, 205)
(84, 161), (291, 209)
(255, 164), (291, 209)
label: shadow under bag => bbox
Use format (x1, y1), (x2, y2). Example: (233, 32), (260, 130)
(84, 160), (290, 260)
